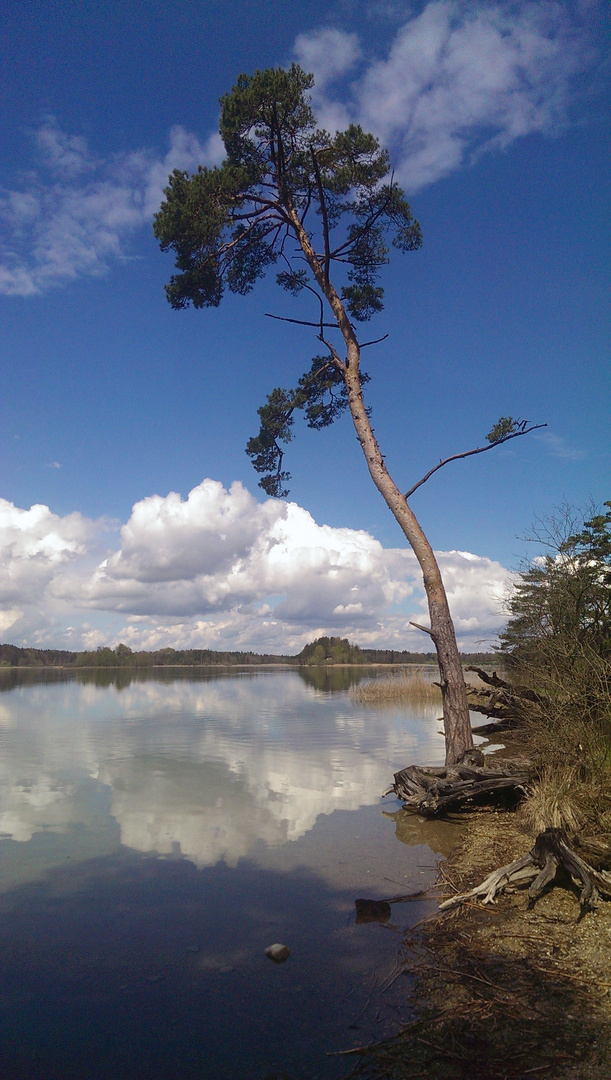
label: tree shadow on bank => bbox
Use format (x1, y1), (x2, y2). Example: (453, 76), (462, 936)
(347, 881), (611, 1080)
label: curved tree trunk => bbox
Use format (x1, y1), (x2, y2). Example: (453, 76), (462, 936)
(288, 207), (473, 765)
(343, 355), (473, 765)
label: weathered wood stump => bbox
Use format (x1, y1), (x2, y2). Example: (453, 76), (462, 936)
(439, 827), (611, 915)
(384, 749), (532, 817)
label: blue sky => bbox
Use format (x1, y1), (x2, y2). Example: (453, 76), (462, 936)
(1, 0), (609, 653)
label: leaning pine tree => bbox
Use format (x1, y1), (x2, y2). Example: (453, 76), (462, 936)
(154, 65), (542, 766)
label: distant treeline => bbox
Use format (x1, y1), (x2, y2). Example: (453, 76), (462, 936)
(0, 637), (494, 670)
(296, 637), (493, 666)
(0, 643), (292, 669)
(297, 636), (434, 666)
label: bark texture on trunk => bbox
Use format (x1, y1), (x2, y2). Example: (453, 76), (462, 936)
(341, 352), (473, 764)
(288, 207), (474, 765)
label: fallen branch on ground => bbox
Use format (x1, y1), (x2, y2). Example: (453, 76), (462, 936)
(439, 827), (611, 914)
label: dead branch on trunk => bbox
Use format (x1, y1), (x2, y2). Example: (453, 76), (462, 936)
(404, 421), (546, 501)
(384, 750), (532, 817)
(465, 666), (546, 726)
(439, 827), (611, 915)
(466, 667), (545, 704)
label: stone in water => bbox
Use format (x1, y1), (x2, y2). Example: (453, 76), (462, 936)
(265, 943), (290, 963)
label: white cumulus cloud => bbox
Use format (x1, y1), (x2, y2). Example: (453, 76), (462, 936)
(0, 499), (97, 607)
(0, 479), (511, 652)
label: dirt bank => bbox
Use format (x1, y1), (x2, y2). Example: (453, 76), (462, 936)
(352, 806), (611, 1079)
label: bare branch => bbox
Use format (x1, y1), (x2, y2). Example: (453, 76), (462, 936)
(276, 248), (329, 336)
(404, 423), (547, 501)
(264, 313), (340, 329)
(301, 276), (326, 337)
(361, 333), (389, 349)
(319, 333), (347, 371)
(410, 621), (436, 639)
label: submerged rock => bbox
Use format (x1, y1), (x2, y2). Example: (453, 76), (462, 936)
(355, 898), (392, 924)
(265, 943), (290, 963)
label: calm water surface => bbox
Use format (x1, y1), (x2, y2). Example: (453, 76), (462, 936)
(0, 668), (463, 1079)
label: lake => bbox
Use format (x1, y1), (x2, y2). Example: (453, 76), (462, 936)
(0, 667), (463, 1079)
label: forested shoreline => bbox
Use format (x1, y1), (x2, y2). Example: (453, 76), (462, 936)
(0, 637), (494, 670)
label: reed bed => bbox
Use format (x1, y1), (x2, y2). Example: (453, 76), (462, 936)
(350, 669), (442, 707)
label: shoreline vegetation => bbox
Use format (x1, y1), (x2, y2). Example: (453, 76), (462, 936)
(354, 502), (611, 1078)
(0, 636), (494, 671)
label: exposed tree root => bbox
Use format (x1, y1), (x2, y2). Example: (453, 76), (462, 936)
(346, 812), (611, 1080)
(440, 827), (611, 915)
(385, 749), (532, 817)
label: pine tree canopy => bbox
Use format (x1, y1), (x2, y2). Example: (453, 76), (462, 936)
(154, 65), (421, 495)
(153, 64), (421, 317)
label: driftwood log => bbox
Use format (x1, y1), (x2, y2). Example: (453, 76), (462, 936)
(439, 828), (611, 915)
(384, 749), (532, 817)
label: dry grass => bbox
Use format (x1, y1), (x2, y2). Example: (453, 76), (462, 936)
(516, 712), (611, 844)
(496, 650), (611, 843)
(350, 669), (442, 707)
(465, 646), (611, 846)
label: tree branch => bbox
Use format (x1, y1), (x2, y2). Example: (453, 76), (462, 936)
(328, 190), (394, 260)
(361, 333), (389, 349)
(264, 313), (340, 329)
(319, 333), (347, 371)
(404, 423), (547, 501)
(410, 621), (436, 640)
(217, 216), (277, 258)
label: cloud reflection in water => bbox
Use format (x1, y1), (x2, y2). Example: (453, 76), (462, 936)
(0, 671), (446, 880)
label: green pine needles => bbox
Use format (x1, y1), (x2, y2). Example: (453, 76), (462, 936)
(153, 64), (421, 495)
(245, 358), (370, 497)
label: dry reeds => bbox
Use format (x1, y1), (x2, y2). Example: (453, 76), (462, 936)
(350, 669), (442, 707)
